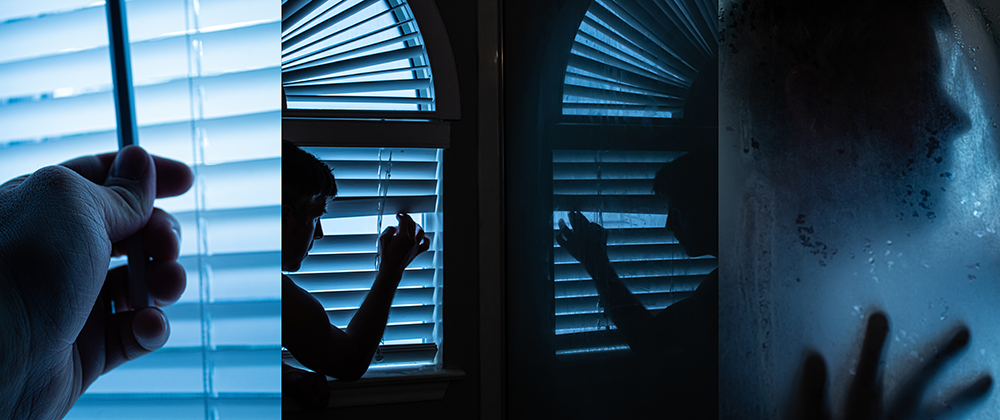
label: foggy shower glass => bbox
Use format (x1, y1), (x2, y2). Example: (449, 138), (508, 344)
(552, 149), (716, 355)
(718, 0), (1000, 418)
(0, 0), (281, 418)
(285, 146), (444, 369)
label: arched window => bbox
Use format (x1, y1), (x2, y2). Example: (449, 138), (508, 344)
(282, 0), (459, 119)
(551, 0), (719, 356)
(562, 0), (716, 120)
(281, 0), (457, 378)
(282, 0), (433, 111)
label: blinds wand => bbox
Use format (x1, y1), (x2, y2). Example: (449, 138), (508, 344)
(107, 0), (152, 310)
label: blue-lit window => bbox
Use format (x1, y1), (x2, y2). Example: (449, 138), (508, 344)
(285, 147), (444, 369)
(281, 0), (447, 375)
(282, 0), (434, 111)
(552, 150), (717, 355)
(563, 0), (716, 119)
(0, 1), (280, 418)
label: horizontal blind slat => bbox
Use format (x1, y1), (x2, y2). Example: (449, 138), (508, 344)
(554, 259), (717, 280)
(299, 251), (437, 272)
(287, 268), (435, 292)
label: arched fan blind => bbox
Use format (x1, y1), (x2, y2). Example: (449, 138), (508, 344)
(282, 0), (434, 111)
(552, 150), (717, 355)
(563, 0), (717, 119)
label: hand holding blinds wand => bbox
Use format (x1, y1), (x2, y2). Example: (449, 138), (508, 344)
(107, 0), (152, 310)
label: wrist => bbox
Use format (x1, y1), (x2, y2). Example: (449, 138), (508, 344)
(375, 266), (405, 284)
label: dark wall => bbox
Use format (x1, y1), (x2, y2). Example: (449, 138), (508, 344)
(502, 0), (669, 418)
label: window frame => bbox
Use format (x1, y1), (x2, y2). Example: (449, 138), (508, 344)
(279, 0), (464, 410)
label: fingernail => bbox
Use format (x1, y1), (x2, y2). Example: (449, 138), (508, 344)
(133, 307), (169, 351)
(113, 145), (150, 181)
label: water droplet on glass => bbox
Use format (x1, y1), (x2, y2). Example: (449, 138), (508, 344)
(975, 230), (986, 237)
(886, 240), (892, 245)
(868, 257), (875, 264)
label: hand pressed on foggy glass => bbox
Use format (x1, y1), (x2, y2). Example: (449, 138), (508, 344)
(556, 211), (613, 277)
(377, 213), (430, 277)
(790, 312), (992, 420)
(0, 146), (193, 419)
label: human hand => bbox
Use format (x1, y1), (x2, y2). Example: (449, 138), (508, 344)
(377, 213), (430, 278)
(789, 312), (992, 420)
(0, 145), (193, 419)
(555, 211), (612, 276)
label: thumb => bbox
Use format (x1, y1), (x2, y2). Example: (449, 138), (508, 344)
(98, 146), (157, 243)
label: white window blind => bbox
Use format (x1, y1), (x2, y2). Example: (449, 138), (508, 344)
(0, 1), (281, 418)
(552, 150), (717, 355)
(285, 146), (443, 369)
(563, 0), (716, 119)
(282, 0), (434, 111)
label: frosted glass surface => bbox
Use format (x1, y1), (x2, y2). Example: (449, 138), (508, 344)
(720, 0), (1000, 418)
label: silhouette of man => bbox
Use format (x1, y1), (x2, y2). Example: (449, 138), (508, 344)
(281, 140), (429, 409)
(723, 0), (993, 418)
(556, 149), (718, 419)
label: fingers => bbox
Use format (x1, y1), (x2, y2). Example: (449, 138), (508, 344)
(60, 149), (194, 199)
(76, 300), (171, 391)
(845, 312), (889, 419)
(88, 146), (157, 243)
(790, 351), (831, 420)
(396, 213), (414, 241)
(888, 324), (972, 419)
(568, 210), (587, 229)
(416, 228), (430, 254)
(921, 374), (992, 420)
(103, 307), (170, 373)
(105, 260), (186, 309)
(379, 226), (397, 242)
(557, 218), (573, 242)
(112, 208), (181, 260)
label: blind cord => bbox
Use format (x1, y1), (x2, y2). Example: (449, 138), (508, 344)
(373, 149), (393, 362)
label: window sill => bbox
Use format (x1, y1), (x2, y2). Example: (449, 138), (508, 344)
(282, 357), (465, 411)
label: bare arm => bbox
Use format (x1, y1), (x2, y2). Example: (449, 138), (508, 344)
(556, 212), (657, 358)
(282, 214), (429, 380)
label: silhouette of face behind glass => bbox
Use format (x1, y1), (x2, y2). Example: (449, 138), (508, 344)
(790, 10), (970, 186)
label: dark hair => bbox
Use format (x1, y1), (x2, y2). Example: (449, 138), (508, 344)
(282, 140), (336, 215)
(653, 149), (718, 213)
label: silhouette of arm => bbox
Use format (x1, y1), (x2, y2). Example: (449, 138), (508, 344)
(557, 211), (664, 358)
(282, 214), (429, 381)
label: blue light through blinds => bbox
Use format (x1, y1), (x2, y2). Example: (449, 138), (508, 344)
(0, 1), (280, 418)
(552, 150), (717, 355)
(286, 147), (444, 369)
(282, 0), (434, 111)
(563, 0), (717, 119)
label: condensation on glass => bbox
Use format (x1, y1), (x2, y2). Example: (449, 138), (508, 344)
(719, 0), (1000, 418)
